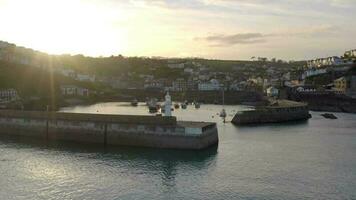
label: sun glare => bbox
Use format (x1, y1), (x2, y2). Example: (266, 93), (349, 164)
(1, 0), (128, 56)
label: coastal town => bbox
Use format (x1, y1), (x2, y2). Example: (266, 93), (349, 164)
(1, 0), (356, 199)
(0, 40), (356, 112)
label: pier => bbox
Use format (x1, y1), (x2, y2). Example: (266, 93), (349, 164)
(0, 110), (218, 150)
(232, 100), (311, 125)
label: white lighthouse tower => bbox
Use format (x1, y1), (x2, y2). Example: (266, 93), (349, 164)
(164, 91), (172, 116)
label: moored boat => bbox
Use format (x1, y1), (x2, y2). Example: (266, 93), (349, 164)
(219, 109), (226, 118)
(321, 113), (337, 119)
(131, 99), (138, 106)
(147, 98), (158, 113)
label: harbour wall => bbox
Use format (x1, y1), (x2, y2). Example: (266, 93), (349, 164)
(0, 110), (218, 150)
(232, 103), (311, 125)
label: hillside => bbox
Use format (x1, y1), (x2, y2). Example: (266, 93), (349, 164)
(0, 40), (303, 79)
(0, 60), (103, 95)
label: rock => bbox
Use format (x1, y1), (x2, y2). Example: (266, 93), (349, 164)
(320, 113), (337, 119)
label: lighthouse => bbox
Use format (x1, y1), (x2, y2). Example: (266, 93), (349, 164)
(164, 91), (172, 116)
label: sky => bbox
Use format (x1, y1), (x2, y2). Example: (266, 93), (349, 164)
(0, 0), (355, 60)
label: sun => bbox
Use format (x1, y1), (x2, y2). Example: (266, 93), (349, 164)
(0, 0), (128, 56)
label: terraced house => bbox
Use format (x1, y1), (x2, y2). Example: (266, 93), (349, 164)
(0, 88), (20, 103)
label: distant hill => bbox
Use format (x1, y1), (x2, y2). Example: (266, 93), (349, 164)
(0, 40), (304, 78)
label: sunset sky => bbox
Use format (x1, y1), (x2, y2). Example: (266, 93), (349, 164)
(0, 0), (355, 60)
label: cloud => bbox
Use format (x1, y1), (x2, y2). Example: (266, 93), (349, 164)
(198, 25), (336, 47)
(196, 33), (266, 47)
(127, 0), (356, 17)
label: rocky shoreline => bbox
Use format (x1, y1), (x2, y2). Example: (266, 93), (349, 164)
(288, 92), (356, 113)
(308, 103), (356, 113)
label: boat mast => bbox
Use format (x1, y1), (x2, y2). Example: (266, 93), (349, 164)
(222, 88), (225, 107)
(220, 84), (227, 123)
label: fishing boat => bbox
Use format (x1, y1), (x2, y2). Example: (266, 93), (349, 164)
(147, 98), (158, 113)
(131, 99), (138, 106)
(219, 109), (226, 118)
(321, 113), (337, 119)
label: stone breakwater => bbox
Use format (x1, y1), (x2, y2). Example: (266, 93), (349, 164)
(0, 110), (218, 150)
(232, 100), (311, 125)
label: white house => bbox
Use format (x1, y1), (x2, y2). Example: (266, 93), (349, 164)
(167, 63), (185, 69)
(329, 56), (344, 65)
(57, 68), (76, 78)
(0, 89), (20, 103)
(296, 86), (316, 93)
(302, 68), (327, 79)
(307, 56), (344, 68)
(345, 49), (356, 57)
(60, 85), (90, 97)
(144, 80), (163, 90)
(76, 74), (95, 82)
(198, 79), (221, 91)
(139, 74), (154, 80)
(183, 68), (194, 74)
(266, 86), (279, 97)
(198, 74), (210, 81)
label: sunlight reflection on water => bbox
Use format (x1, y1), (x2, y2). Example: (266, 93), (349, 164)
(0, 103), (355, 200)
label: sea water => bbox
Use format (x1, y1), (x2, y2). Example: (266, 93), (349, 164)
(0, 103), (355, 200)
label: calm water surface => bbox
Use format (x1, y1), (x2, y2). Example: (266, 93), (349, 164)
(1, 102), (356, 200)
